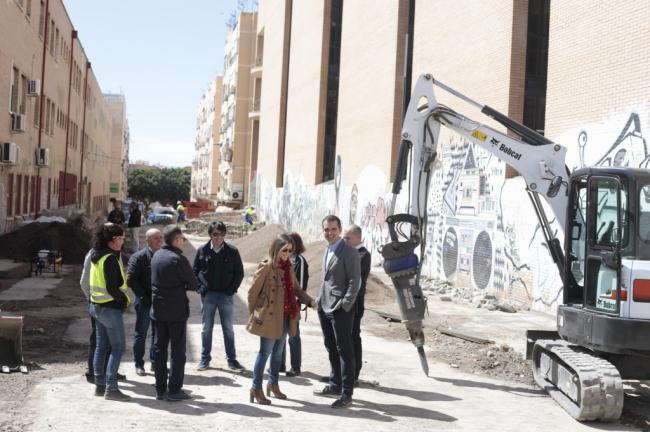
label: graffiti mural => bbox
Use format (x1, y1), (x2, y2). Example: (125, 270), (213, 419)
(256, 107), (649, 314)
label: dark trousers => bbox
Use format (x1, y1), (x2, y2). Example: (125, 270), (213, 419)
(318, 307), (355, 396)
(133, 299), (155, 368)
(153, 320), (187, 394)
(87, 315), (109, 375)
(352, 294), (365, 380)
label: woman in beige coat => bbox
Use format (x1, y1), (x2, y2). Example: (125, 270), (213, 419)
(247, 234), (316, 404)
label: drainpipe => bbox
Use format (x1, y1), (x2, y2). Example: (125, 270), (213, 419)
(78, 61), (90, 207)
(61, 30), (77, 206)
(36, 0), (49, 208)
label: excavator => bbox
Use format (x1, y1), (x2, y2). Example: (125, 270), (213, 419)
(381, 74), (650, 421)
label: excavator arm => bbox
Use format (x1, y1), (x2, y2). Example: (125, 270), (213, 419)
(382, 74), (571, 374)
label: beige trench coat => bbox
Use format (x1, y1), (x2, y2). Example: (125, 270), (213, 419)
(246, 260), (313, 340)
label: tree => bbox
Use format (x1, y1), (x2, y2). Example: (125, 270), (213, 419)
(127, 167), (190, 208)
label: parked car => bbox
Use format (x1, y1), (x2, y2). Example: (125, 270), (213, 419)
(146, 206), (177, 224)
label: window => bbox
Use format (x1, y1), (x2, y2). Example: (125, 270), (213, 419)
(321, 0), (343, 182)
(10, 67), (19, 113)
(45, 98), (51, 133)
(38, 1), (45, 38)
(49, 20), (55, 56)
(523, 0), (550, 133)
(593, 179), (627, 247)
(33, 95), (40, 127)
(639, 185), (650, 242)
(55, 27), (60, 59)
(20, 75), (28, 115)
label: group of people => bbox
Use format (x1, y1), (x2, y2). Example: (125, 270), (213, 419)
(80, 211), (371, 409)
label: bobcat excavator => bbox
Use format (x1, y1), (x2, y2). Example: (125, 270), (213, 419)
(381, 74), (650, 421)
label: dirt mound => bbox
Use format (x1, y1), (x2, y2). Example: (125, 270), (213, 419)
(0, 222), (91, 264)
(230, 224), (287, 263)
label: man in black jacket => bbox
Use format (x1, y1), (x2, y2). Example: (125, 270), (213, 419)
(126, 228), (163, 376)
(193, 221), (245, 371)
(107, 198), (126, 225)
(343, 224), (371, 384)
(150, 225), (197, 401)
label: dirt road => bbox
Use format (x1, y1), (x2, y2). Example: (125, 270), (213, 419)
(0, 227), (646, 431)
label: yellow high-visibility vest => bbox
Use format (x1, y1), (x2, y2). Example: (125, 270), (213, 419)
(89, 253), (132, 307)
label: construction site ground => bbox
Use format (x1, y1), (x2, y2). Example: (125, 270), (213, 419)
(0, 223), (649, 431)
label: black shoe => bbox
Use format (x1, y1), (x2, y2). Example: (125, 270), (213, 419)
(167, 390), (192, 401)
(135, 366), (146, 376)
(85, 372), (95, 384)
(331, 394), (352, 408)
(319, 376), (329, 383)
(156, 391), (167, 401)
(116, 373), (127, 381)
(286, 368), (301, 377)
(94, 385), (105, 396)
(105, 389), (131, 402)
(228, 360), (245, 371)
(197, 360), (210, 371)
(313, 385), (341, 398)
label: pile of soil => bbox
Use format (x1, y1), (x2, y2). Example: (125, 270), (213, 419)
(230, 224), (287, 263)
(0, 222), (91, 264)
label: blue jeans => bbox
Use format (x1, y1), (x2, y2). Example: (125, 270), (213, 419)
(200, 291), (236, 363)
(133, 298), (155, 368)
(90, 304), (125, 391)
(281, 322), (301, 370)
(251, 320), (288, 390)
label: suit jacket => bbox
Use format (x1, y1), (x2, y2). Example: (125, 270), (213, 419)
(317, 239), (361, 313)
(358, 246), (371, 300)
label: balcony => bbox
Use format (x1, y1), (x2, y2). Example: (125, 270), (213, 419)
(249, 98), (260, 118)
(251, 56), (263, 77)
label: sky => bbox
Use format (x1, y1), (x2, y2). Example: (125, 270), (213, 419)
(63, 1), (255, 167)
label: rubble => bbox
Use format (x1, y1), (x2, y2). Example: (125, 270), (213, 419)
(0, 221), (91, 264)
(421, 277), (527, 313)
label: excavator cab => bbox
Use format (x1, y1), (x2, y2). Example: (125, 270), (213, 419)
(560, 167), (650, 359)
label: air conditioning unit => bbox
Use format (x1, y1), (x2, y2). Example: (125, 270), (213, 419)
(11, 113), (25, 132)
(230, 183), (244, 201)
(1, 142), (20, 164)
(35, 148), (50, 166)
(27, 80), (41, 96)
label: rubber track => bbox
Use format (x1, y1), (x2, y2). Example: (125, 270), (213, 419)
(532, 340), (623, 421)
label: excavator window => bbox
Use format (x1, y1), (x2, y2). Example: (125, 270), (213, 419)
(638, 185), (650, 242)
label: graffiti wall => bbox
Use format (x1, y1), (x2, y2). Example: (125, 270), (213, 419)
(257, 107), (650, 314)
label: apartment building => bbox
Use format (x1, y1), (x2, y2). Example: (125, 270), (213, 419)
(218, 12), (257, 207)
(249, 0), (650, 313)
(105, 94), (129, 201)
(191, 76), (223, 201)
(0, 0), (128, 231)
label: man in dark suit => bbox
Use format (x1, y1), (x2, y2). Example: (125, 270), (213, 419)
(151, 225), (197, 401)
(343, 224), (371, 384)
(314, 215), (360, 408)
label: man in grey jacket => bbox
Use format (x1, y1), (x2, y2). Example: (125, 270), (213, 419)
(313, 215), (360, 408)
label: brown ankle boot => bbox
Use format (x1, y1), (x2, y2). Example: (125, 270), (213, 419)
(249, 388), (271, 405)
(266, 383), (287, 399)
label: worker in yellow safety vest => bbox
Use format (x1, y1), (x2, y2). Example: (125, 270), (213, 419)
(88, 222), (133, 402)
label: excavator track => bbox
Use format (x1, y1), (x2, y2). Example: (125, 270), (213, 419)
(531, 339), (623, 421)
